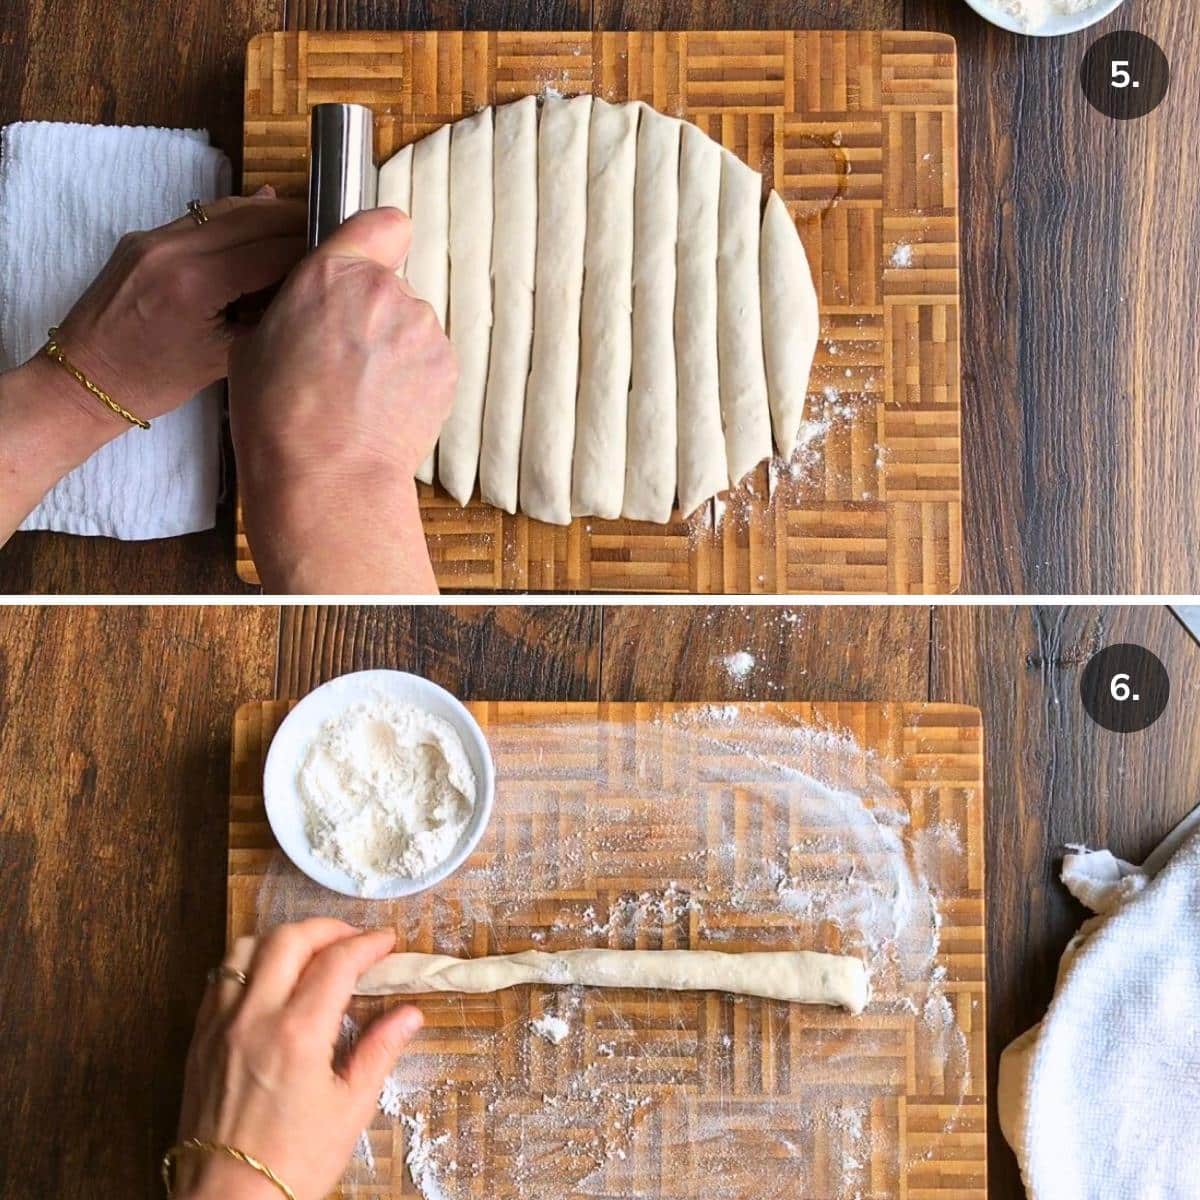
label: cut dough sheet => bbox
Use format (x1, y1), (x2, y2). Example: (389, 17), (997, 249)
(717, 149), (773, 487)
(407, 124), (450, 485)
(355, 948), (869, 1014)
(675, 122), (728, 519)
(377, 105), (821, 523)
(479, 96), (538, 514)
(760, 190), (820, 459)
(571, 98), (638, 519)
(376, 143), (413, 275)
(623, 103), (680, 524)
(519, 94), (592, 526)
(440, 107), (494, 505)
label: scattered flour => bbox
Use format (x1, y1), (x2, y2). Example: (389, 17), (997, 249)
(297, 695), (476, 895)
(402, 1114), (454, 1200)
(262, 710), (971, 1200)
(529, 1013), (571, 1044)
(720, 650), (757, 680)
(890, 242), (914, 268)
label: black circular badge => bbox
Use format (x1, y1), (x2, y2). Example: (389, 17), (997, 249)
(1080, 644), (1170, 734)
(1080, 32), (1169, 120)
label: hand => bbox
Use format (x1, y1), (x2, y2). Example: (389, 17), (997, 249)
(0, 188), (305, 543)
(175, 920), (423, 1200)
(53, 186), (306, 425)
(228, 207), (457, 595)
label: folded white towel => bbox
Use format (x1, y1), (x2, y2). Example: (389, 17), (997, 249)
(0, 121), (231, 539)
(998, 811), (1200, 1200)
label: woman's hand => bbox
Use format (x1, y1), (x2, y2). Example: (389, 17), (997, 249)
(228, 207), (457, 595)
(0, 188), (305, 542)
(175, 920), (423, 1200)
(51, 186), (306, 423)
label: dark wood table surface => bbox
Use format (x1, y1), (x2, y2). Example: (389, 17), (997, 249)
(1, 603), (1197, 1197)
(1, 0), (1198, 594)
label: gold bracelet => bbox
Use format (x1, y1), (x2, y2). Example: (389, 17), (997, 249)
(41, 326), (150, 430)
(161, 1138), (297, 1200)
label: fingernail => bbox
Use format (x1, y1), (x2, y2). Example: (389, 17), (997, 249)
(253, 184), (276, 198)
(398, 1006), (424, 1036)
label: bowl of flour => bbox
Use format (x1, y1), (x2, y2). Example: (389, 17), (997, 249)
(263, 670), (494, 899)
(964, 0), (1126, 36)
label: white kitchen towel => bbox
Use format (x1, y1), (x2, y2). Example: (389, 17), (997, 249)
(0, 121), (231, 538)
(997, 817), (1200, 1200)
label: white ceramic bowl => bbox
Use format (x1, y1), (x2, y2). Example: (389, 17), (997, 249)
(963, 0), (1126, 37)
(262, 669), (495, 899)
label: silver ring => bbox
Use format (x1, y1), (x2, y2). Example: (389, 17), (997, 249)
(208, 965), (249, 986)
(187, 199), (210, 226)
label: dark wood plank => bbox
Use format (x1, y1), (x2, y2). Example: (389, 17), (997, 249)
(4, 603), (1196, 1198)
(3, 0), (1198, 593)
(930, 605), (1200, 1200)
(599, 605), (932, 699)
(905, 0), (1200, 592)
(0, 605), (278, 1197)
(0, 0), (275, 595)
(275, 604), (602, 699)
(0, 0), (274, 170)
(285, 0), (590, 30)
(0, 517), (251, 596)
(589, 0), (903, 30)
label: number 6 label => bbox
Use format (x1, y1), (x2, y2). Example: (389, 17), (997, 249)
(1082, 646), (1170, 734)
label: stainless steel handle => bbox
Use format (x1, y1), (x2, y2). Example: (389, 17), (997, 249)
(307, 102), (378, 249)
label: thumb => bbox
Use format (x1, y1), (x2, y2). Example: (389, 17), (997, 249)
(342, 1003), (424, 1097)
(313, 206), (412, 270)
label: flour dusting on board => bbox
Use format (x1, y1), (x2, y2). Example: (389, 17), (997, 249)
(257, 708), (970, 1200)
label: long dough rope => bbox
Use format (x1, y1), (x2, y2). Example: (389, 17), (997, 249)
(355, 949), (869, 1015)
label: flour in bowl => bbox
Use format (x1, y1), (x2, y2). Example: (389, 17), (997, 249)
(996, 0), (1099, 30)
(298, 697), (476, 894)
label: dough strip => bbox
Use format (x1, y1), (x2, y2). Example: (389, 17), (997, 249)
(440, 107), (494, 505)
(407, 125), (451, 484)
(572, 97), (638, 519)
(355, 948), (869, 1014)
(376, 142), (413, 273)
(760, 189), (819, 459)
(519, 94), (592, 525)
(479, 96), (538, 514)
(674, 122), (728, 518)
(716, 148), (773, 487)
(623, 103), (681, 524)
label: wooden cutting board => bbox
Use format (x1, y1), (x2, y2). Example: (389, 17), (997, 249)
(229, 699), (985, 1199)
(238, 31), (961, 594)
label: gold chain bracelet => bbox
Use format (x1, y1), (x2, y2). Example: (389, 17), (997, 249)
(161, 1138), (298, 1200)
(41, 327), (150, 430)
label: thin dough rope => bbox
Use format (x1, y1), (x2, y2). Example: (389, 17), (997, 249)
(354, 948), (869, 1015)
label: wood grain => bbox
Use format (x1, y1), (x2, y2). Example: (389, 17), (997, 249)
(2, 0), (1199, 593)
(238, 29), (962, 594)
(599, 604), (932, 699)
(275, 604), (602, 698)
(284, 0), (590, 29)
(930, 604), (1200, 1200)
(284, 1), (903, 32)
(0, 605), (278, 1195)
(231, 697), (986, 1199)
(2, 604), (1199, 1199)
(904, 0), (1200, 592)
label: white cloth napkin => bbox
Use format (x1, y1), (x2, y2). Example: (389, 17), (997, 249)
(998, 812), (1200, 1200)
(0, 121), (231, 539)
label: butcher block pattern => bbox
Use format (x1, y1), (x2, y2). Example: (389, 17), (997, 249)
(243, 35), (964, 597)
(240, 32), (960, 593)
(230, 699), (985, 1199)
